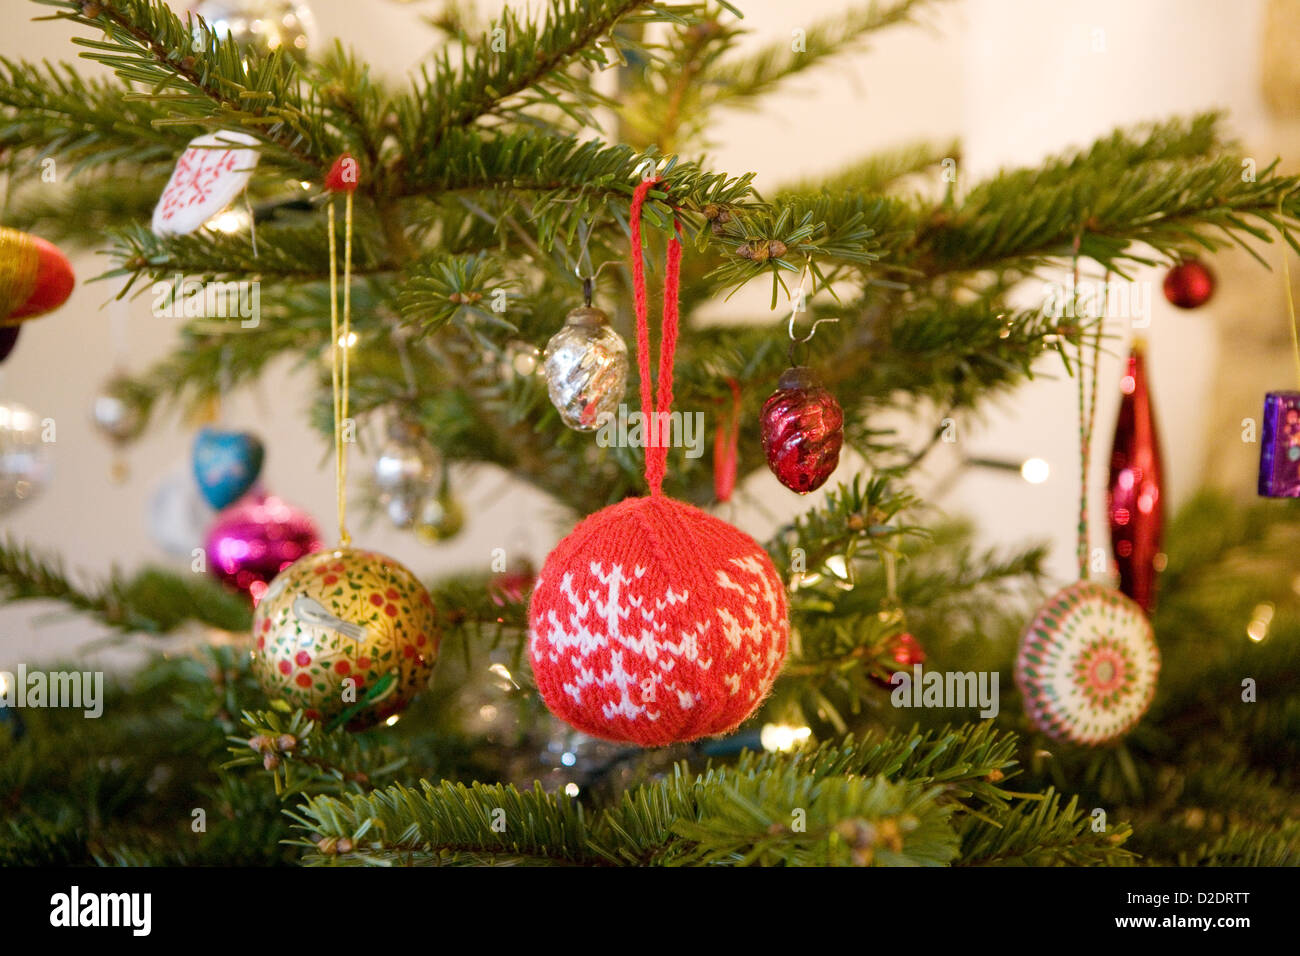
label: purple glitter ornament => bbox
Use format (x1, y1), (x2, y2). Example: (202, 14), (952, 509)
(1259, 391), (1300, 498)
(205, 490), (322, 602)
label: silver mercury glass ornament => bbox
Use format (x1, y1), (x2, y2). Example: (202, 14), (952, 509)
(373, 418), (438, 529)
(542, 304), (628, 431)
(92, 374), (146, 446)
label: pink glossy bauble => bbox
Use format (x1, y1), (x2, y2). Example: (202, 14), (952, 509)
(205, 491), (323, 602)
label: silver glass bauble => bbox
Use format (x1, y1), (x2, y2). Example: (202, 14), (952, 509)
(373, 419), (439, 530)
(542, 306), (628, 431)
(384, 490), (422, 530)
(191, 0), (314, 61)
(92, 375), (145, 446)
(0, 401), (51, 515)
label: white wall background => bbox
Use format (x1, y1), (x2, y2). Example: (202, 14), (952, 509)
(0, 0), (1275, 671)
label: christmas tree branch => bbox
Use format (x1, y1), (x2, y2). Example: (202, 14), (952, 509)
(291, 726), (1126, 867)
(663, 769), (961, 866)
(0, 171), (168, 240)
(36, 0), (327, 174)
(290, 779), (596, 866)
(404, 0), (662, 157)
(1174, 823), (1300, 867)
(957, 790), (1135, 866)
(779, 138), (962, 196)
(749, 114), (1289, 289)
(0, 537), (251, 635)
(0, 57), (182, 174)
(105, 219), (399, 290)
(225, 709), (407, 800)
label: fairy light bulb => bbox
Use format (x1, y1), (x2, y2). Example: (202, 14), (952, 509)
(760, 723), (812, 752)
(1021, 458), (1050, 484)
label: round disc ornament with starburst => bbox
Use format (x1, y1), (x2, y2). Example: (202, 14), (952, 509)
(1015, 580), (1160, 746)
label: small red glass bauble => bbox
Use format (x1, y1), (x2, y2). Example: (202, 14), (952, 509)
(889, 632), (926, 668)
(870, 632), (926, 688)
(760, 366), (844, 494)
(1162, 259), (1214, 309)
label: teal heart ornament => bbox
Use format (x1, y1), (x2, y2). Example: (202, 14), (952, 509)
(193, 428), (265, 510)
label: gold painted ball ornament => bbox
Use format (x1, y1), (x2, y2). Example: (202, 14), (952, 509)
(252, 547), (440, 728)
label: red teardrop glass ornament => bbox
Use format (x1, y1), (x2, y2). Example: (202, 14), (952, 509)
(760, 366), (843, 494)
(1107, 344), (1164, 614)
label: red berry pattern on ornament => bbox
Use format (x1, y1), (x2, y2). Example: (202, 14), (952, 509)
(1015, 580), (1159, 746)
(152, 131), (261, 237)
(528, 496), (789, 746)
(251, 548), (440, 728)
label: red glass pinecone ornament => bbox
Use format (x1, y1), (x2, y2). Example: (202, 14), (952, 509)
(1162, 258), (1214, 309)
(760, 366), (843, 494)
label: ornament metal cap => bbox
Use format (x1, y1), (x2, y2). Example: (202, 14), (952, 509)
(777, 365), (818, 391)
(564, 305), (610, 328)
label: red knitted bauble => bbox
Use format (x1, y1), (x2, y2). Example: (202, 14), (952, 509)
(528, 494), (789, 747)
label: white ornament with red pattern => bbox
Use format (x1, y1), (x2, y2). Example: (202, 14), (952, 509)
(152, 130), (261, 236)
(1015, 580), (1160, 746)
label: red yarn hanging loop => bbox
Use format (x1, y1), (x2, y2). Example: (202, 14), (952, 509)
(530, 183), (790, 748)
(714, 377), (742, 503)
(628, 178), (683, 496)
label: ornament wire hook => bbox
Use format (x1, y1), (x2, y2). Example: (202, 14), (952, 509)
(786, 259), (837, 351)
(573, 222), (624, 306)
